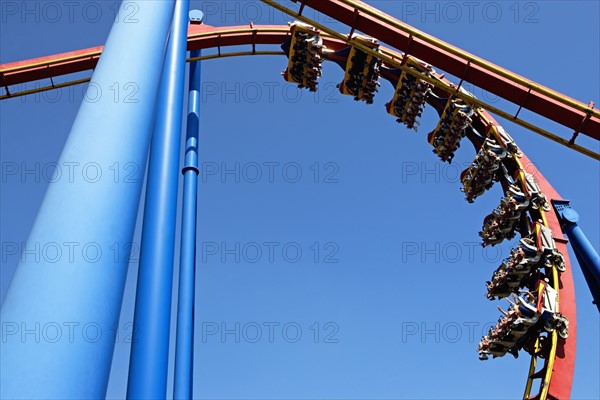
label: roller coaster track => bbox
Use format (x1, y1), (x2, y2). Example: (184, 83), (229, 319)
(0, 1), (590, 398)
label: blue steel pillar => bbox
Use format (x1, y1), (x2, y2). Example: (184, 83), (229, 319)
(127, 0), (190, 398)
(553, 200), (600, 312)
(0, 2), (175, 399)
(173, 26), (203, 397)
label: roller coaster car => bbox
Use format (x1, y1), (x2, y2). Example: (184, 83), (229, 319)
(281, 22), (324, 92)
(385, 58), (433, 131)
(503, 185), (530, 210)
(486, 124), (521, 157)
(486, 267), (521, 300)
(533, 222), (566, 271)
(337, 35), (381, 104)
(513, 169), (550, 211)
(537, 282), (569, 338)
(478, 286), (568, 361)
(480, 185), (530, 246)
(484, 222), (559, 301)
(478, 300), (538, 360)
(460, 138), (507, 203)
(428, 98), (473, 163)
(481, 138), (507, 164)
(486, 236), (544, 300)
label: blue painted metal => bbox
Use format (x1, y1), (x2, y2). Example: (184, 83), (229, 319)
(173, 42), (203, 400)
(570, 244), (600, 312)
(189, 9), (205, 24)
(0, 3), (175, 399)
(553, 200), (600, 312)
(127, 0), (191, 398)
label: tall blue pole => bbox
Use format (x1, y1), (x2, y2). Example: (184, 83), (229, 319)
(0, 2), (175, 399)
(553, 200), (600, 312)
(126, 0), (190, 398)
(173, 40), (203, 399)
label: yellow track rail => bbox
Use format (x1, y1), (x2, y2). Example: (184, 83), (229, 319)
(1, 78), (92, 100)
(523, 338), (539, 398)
(520, 165), (557, 400)
(188, 50), (284, 62)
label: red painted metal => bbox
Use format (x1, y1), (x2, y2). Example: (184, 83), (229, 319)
(0, 25), (349, 88)
(297, 0), (599, 140)
(0, 46), (102, 87)
(187, 24), (346, 52)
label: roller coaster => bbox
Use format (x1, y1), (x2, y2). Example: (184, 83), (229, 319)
(1, 1), (599, 399)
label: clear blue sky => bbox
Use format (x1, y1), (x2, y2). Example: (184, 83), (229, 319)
(1, 1), (599, 399)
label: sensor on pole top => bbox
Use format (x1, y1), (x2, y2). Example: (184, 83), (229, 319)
(189, 10), (204, 24)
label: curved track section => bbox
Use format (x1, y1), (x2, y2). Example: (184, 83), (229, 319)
(271, 0), (599, 141)
(0, 18), (584, 400)
(2, 21), (598, 161)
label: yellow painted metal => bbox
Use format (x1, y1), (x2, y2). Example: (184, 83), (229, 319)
(0, 78), (91, 100)
(187, 51), (284, 63)
(523, 338), (539, 399)
(188, 26), (289, 40)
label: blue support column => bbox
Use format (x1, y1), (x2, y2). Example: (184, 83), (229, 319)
(173, 31), (203, 398)
(553, 200), (600, 312)
(127, 0), (190, 398)
(0, 2), (175, 399)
